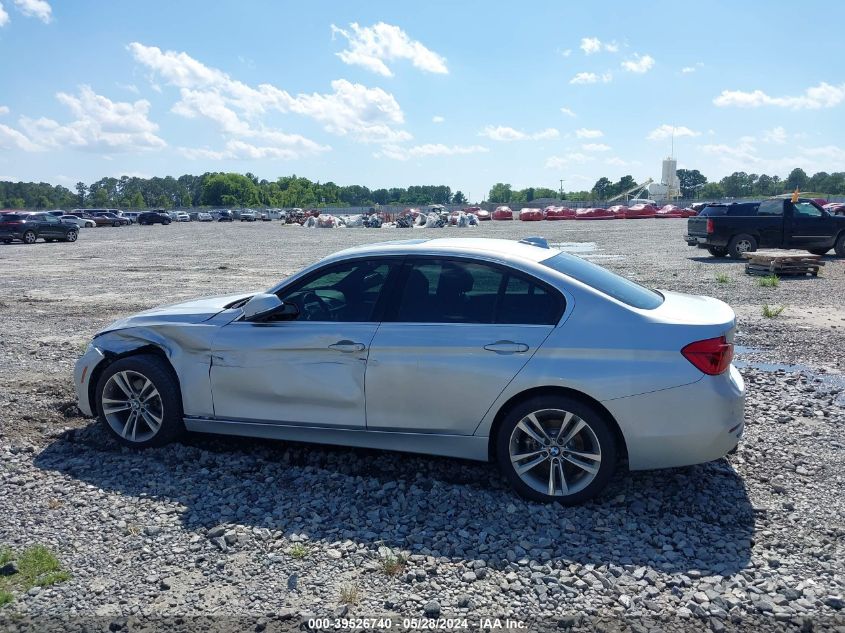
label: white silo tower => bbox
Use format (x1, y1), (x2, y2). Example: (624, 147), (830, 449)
(662, 156), (679, 199)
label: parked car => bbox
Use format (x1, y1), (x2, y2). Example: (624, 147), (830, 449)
(492, 206), (514, 220)
(137, 211), (172, 225)
(197, 212), (213, 222)
(218, 210), (234, 222)
(686, 197), (845, 258)
(260, 212), (271, 221)
(175, 212), (190, 222)
(122, 212), (141, 224)
(90, 212), (129, 227)
(240, 210), (257, 222)
(1, 212), (79, 244)
(60, 215), (96, 228)
(823, 202), (845, 216)
(74, 237), (744, 504)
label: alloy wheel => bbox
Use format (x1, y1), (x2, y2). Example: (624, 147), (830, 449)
(101, 370), (164, 443)
(508, 408), (602, 497)
(23, 231), (36, 244)
(736, 239), (752, 254)
(66, 230), (78, 242)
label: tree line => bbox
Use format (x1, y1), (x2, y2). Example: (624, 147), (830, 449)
(2, 167), (843, 210)
(0, 173), (467, 210)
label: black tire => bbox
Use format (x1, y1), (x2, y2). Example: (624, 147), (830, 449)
(96, 354), (184, 448)
(707, 246), (728, 258)
(835, 233), (845, 258)
(65, 230), (78, 242)
(44, 238), (54, 243)
(22, 230), (37, 244)
(727, 233), (757, 259)
(1, 238), (11, 244)
(112, 221), (120, 227)
(808, 248), (829, 256)
(495, 395), (617, 504)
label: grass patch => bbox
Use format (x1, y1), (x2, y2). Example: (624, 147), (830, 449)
(762, 304), (785, 318)
(715, 272), (730, 284)
(288, 543), (309, 559)
(0, 544), (71, 607)
(380, 554), (407, 577)
(339, 583), (361, 605)
(758, 274), (779, 287)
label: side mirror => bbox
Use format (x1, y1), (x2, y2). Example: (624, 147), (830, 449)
(242, 293), (298, 322)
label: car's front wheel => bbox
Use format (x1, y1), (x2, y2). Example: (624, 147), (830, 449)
(96, 354), (184, 448)
(496, 396), (617, 504)
(64, 230), (78, 242)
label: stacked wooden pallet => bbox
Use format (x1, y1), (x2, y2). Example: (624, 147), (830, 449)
(743, 250), (824, 277)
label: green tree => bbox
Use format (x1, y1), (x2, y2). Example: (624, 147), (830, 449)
(75, 182), (87, 206)
(452, 191), (467, 204)
(591, 177), (612, 199)
(201, 173), (260, 206)
(785, 168), (808, 191)
(488, 183), (513, 203)
(700, 182), (725, 199)
(676, 169), (707, 198)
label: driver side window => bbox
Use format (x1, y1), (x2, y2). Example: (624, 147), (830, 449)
(792, 202), (822, 218)
(278, 260), (395, 322)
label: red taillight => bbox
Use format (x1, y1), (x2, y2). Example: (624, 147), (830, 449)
(681, 335), (733, 375)
(706, 218), (714, 234)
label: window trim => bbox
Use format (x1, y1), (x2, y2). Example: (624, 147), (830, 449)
(271, 255), (404, 324)
(381, 255), (566, 326)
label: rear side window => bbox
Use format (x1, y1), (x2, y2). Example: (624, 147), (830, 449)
(757, 200), (783, 216)
(699, 206), (728, 217)
(392, 259), (564, 325)
(541, 252), (664, 310)
(1, 214), (24, 221)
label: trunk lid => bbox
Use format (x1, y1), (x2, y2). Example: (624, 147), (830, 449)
(687, 216), (709, 237)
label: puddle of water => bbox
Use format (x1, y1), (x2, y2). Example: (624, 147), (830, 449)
(734, 346), (845, 406)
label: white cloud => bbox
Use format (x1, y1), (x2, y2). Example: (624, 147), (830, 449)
(646, 124), (701, 141)
(432, 115), (444, 123)
(15, 86), (165, 153)
(569, 71), (613, 85)
(330, 22), (447, 77)
(605, 157), (641, 167)
(0, 123), (40, 151)
(0, 105), (9, 115)
(561, 49), (572, 57)
(12, 0), (50, 22)
(560, 107), (576, 117)
(575, 128), (603, 139)
(129, 43), (411, 145)
(621, 54), (655, 73)
(762, 126), (787, 144)
(479, 125), (559, 141)
(582, 143), (611, 152)
(545, 153), (591, 169)
(580, 37), (617, 55)
(0, 3), (9, 26)
(713, 82), (845, 110)
(377, 143), (488, 161)
(681, 66), (696, 74)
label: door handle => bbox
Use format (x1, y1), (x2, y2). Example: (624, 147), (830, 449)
(483, 340), (529, 354)
(329, 340), (366, 353)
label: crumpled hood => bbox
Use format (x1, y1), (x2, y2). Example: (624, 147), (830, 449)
(98, 293), (252, 334)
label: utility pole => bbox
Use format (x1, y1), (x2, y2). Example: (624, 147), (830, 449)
(559, 179), (565, 200)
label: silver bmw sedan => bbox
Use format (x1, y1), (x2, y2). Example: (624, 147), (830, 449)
(74, 237), (744, 504)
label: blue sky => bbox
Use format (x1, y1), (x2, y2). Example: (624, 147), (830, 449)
(1, 0), (844, 199)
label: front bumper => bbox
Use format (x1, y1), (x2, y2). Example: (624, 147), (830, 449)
(74, 344), (107, 417)
(603, 365), (745, 470)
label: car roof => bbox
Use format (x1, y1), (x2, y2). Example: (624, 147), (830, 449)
(329, 237), (558, 264)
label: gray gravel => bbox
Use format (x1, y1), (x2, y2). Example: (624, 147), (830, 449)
(1, 220), (844, 631)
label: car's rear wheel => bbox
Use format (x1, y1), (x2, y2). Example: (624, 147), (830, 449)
(728, 233), (757, 259)
(496, 396), (617, 504)
(707, 246), (728, 258)
(64, 230), (78, 242)
(22, 230), (37, 244)
(835, 234), (845, 258)
(96, 354), (184, 448)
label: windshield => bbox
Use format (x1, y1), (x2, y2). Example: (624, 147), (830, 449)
(541, 252), (664, 309)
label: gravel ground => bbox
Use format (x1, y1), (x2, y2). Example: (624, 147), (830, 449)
(1, 220), (844, 632)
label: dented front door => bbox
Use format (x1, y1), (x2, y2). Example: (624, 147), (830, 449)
(208, 321), (377, 427)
